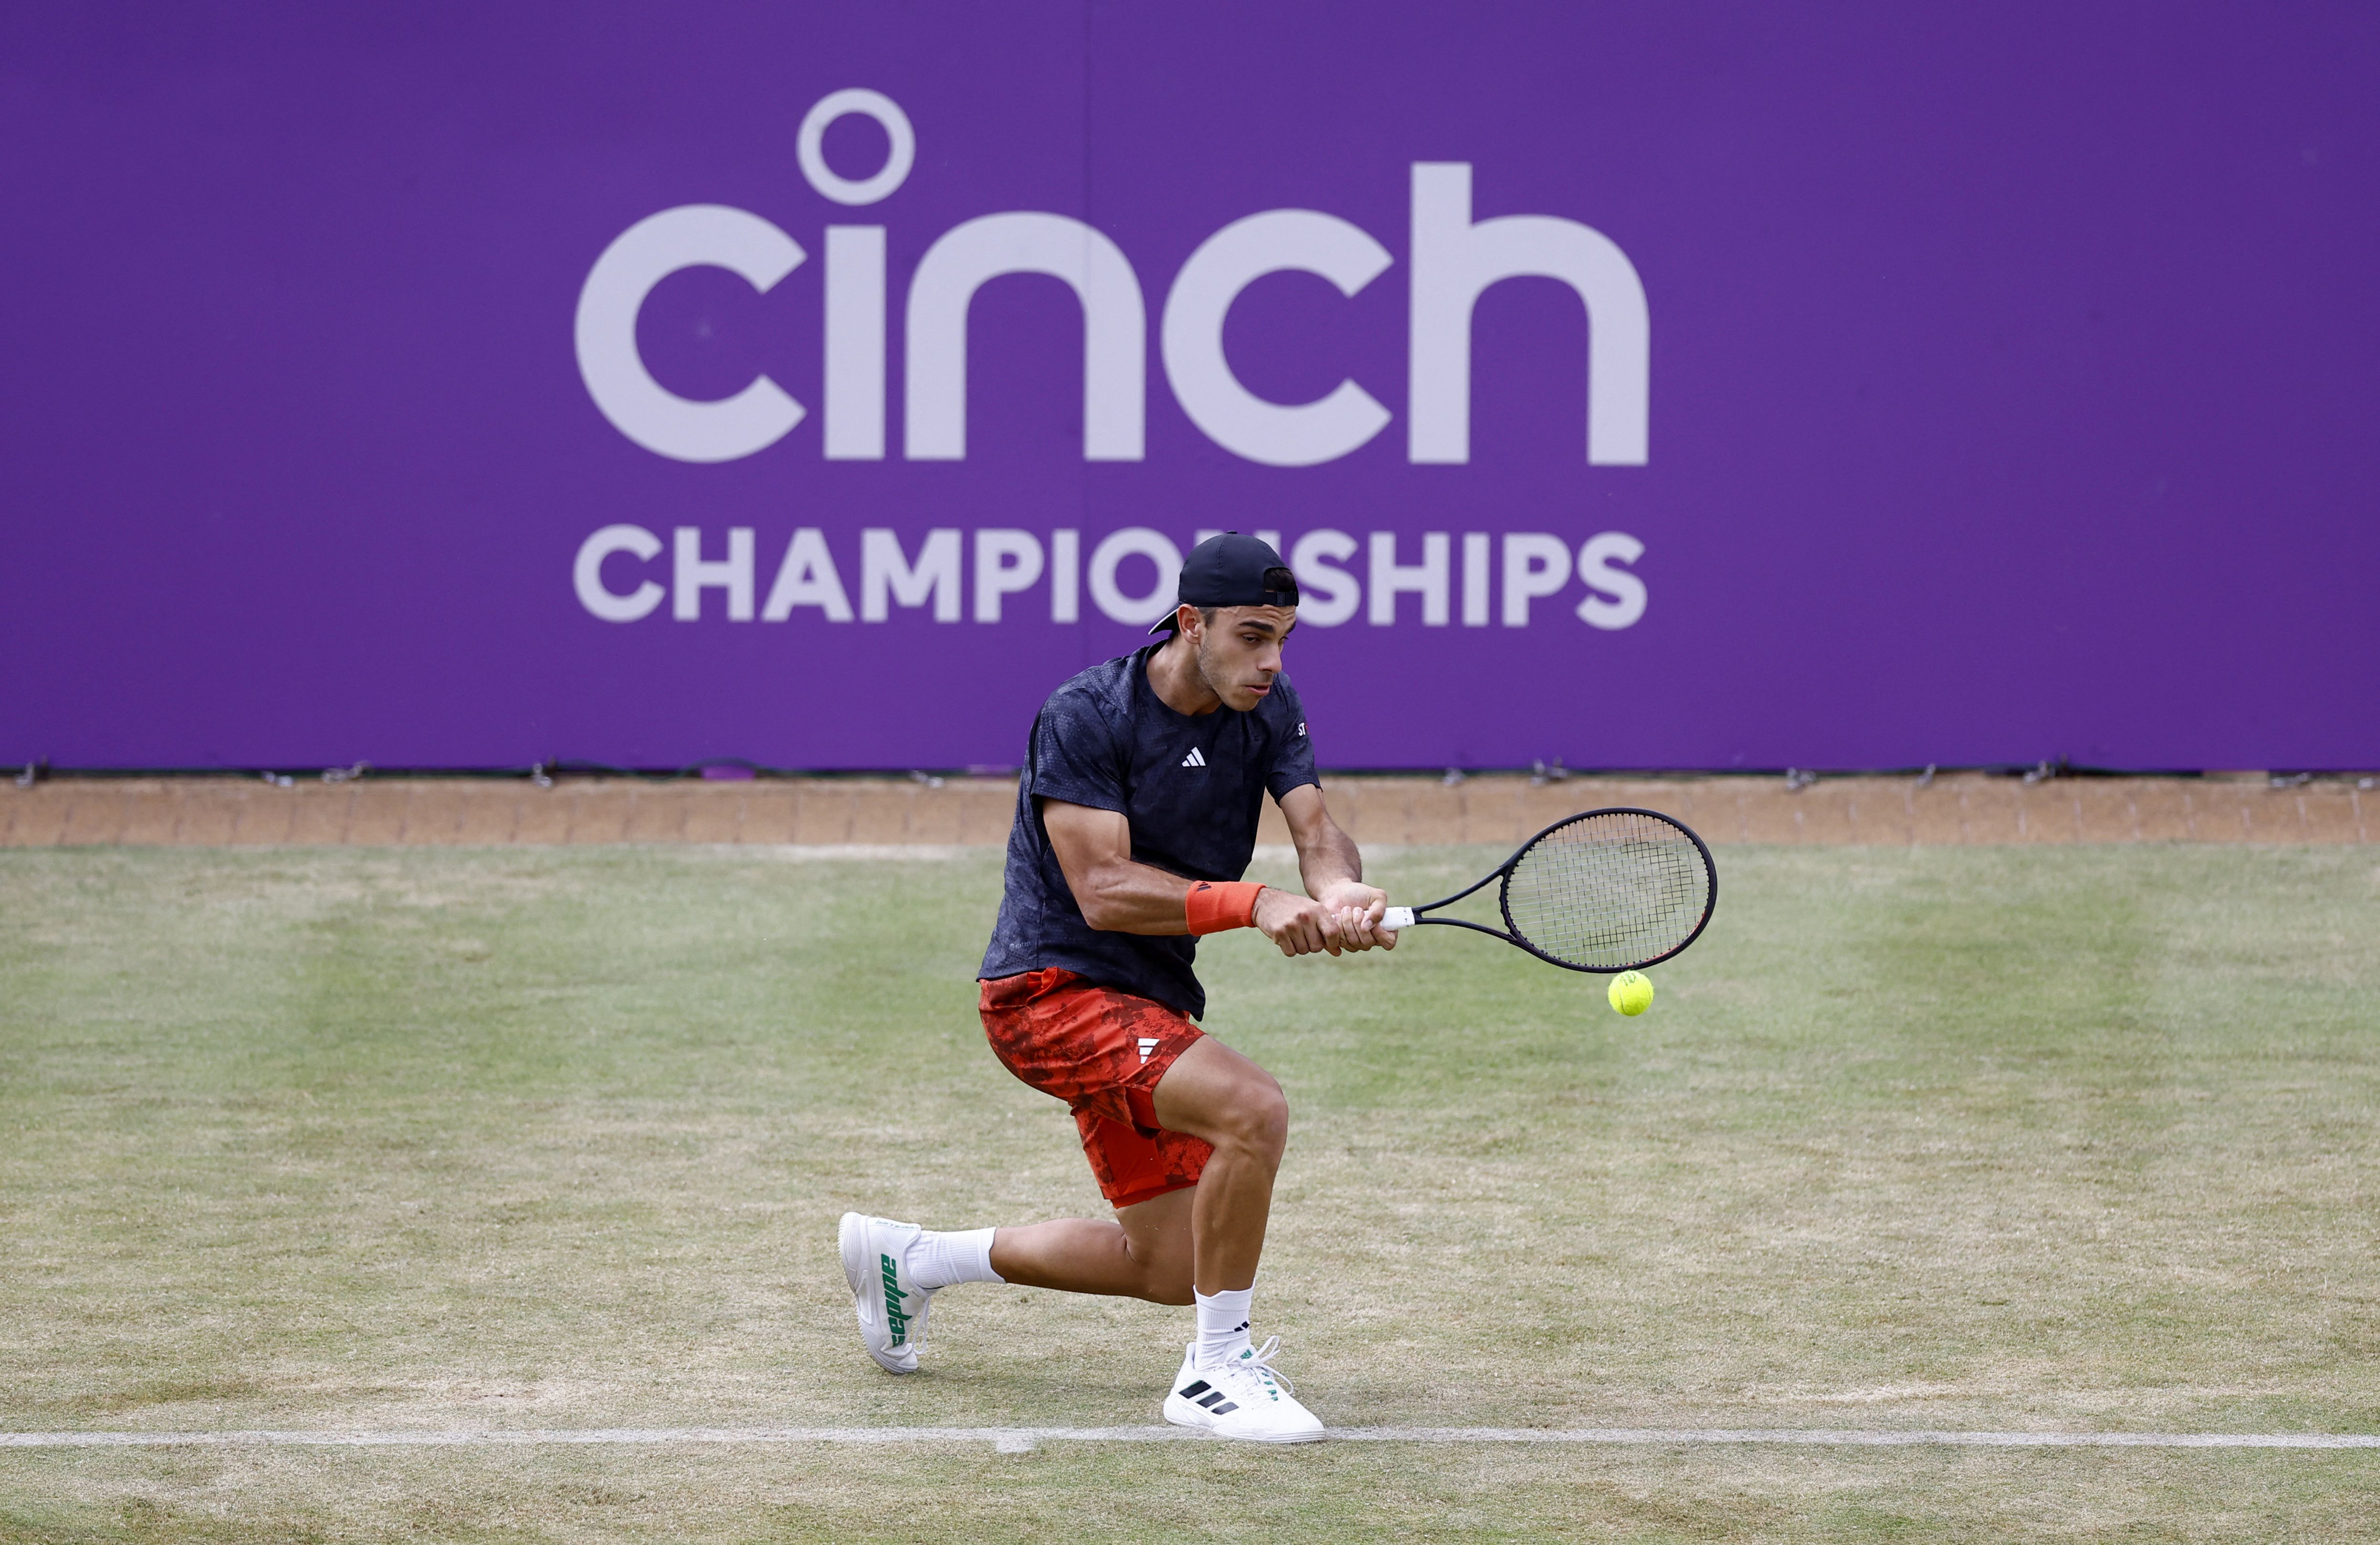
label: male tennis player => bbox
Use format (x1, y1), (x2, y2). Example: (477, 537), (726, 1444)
(839, 532), (1392, 1444)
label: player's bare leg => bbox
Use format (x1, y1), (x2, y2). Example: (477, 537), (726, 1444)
(988, 1037), (1285, 1300)
(986, 1189), (1194, 1302)
(1147, 1037), (1287, 1293)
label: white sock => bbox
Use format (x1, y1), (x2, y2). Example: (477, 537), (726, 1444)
(909, 1228), (1003, 1291)
(1193, 1285), (1255, 1367)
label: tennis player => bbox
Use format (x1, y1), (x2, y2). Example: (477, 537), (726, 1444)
(840, 532), (1392, 1443)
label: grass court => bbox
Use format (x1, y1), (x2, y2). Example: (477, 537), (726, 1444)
(2, 842), (2376, 1541)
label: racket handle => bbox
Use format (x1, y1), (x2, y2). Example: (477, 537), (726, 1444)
(1379, 906), (1416, 930)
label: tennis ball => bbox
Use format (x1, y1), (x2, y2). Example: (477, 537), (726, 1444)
(1608, 970), (1654, 1016)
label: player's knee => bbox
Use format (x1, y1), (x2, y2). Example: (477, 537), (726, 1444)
(1215, 1072), (1289, 1161)
(1253, 1077), (1290, 1156)
(1142, 1265), (1196, 1306)
(1120, 1226), (1196, 1304)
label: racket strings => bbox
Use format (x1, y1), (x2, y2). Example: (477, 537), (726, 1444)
(1502, 812), (1711, 971)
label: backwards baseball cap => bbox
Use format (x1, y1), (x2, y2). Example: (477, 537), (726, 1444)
(1148, 532), (1301, 634)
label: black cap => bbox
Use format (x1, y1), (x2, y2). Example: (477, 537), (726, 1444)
(1149, 532), (1301, 634)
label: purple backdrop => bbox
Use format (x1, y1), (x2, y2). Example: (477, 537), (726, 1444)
(4, 2), (2375, 772)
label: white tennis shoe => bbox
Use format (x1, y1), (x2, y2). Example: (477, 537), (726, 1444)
(838, 1212), (934, 1374)
(1162, 1337), (1325, 1443)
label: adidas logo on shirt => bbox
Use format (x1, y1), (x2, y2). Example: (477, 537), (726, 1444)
(1180, 747), (1207, 768)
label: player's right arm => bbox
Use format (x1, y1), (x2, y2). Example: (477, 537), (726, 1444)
(1042, 799), (1343, 956)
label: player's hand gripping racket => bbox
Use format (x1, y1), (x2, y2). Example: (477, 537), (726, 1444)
(1377, 807), (1717, 972)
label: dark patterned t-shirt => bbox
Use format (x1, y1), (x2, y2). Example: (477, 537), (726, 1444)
(979, 644), (1321, 1019)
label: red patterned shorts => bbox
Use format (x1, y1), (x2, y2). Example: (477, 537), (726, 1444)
(978, 968), (1212, 1210)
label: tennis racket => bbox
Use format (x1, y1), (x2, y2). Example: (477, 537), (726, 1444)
(1377, 807), (1716, 972)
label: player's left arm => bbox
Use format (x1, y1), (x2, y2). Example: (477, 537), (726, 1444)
(1277, 785), (1395, 952)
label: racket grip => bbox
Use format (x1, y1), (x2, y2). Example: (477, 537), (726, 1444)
(1379, 906), (1415, 930)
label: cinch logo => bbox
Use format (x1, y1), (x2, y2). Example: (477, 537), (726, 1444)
(574, 89), (1648, 470)
(570, 90), (1650, 635)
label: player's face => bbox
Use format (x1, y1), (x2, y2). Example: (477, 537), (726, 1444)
(1191, 605), (1297, 711)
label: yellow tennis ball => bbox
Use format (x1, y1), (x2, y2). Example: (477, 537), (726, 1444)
(1608, 971), (1654, 1016)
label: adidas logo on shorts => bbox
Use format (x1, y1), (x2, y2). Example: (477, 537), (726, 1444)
(1137, 1036), (1161, 1064)
(1180, 747), (1206, 768)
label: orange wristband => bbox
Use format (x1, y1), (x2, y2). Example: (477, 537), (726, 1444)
(1185, 880), (1265, 936)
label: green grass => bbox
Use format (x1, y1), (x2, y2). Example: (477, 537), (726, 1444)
(0, 843), (2376, 1541)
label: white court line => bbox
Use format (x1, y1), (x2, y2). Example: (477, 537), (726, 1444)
(3, 1427), (2376, 1453)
